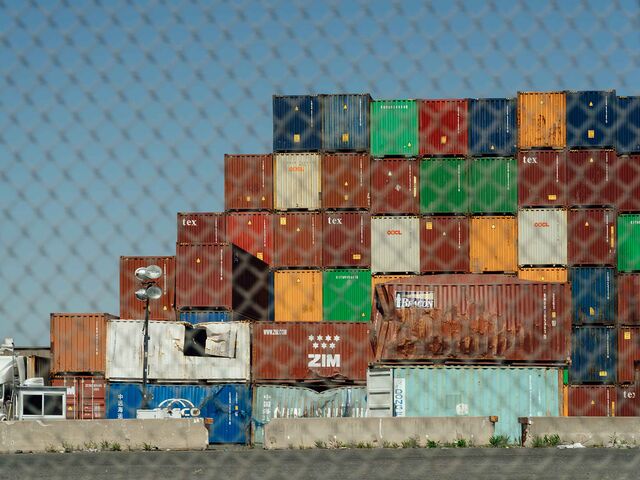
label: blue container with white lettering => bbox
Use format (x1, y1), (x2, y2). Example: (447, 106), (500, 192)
(569, 267), (616, 325)
(321, 94), (371, 151)
(179, 310), (232, 324)
(617, 96), (640, 154)
(566, 91), (616, 148)
(468, 98), (517, 156)
(570, 326), (617, 384)
(273, 95), (321, 152)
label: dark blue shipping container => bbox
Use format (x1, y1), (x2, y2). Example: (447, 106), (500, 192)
(616, 96), (640, 154)
(566, 91), (616, 148)
(273, 95), (321, 151)
(570, 326), (616, 384)
(468, 98), (516, 156)
(321, 94), (371, 151)
(106, 383), (252, 444)
(179, 311), (232, 323)
(570, 267), (616, 325)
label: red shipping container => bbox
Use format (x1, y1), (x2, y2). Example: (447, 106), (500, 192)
(420, 216), (470, 272)
(252, 322), (372, 383)
(176, 212), (226, 244)
(224, 154), (273, 210)
(618, 274), (640, 326)
(370, 159), (419, 214)
(322, 153), (370, 209)
(567, 385), (616, 416)
(273, 212), (322, 267)
(323, 211), (371, 268)
(418, 99), (468, 156)
(518, 150), (567, 207)
(51, 375), (106, 420)
(616, 154), (640, 212)
(567, 209), (616, 265)
(120, 256), (176, 320)
(618, 327), (640, 384)
(567, 150), (617, 207)
(227, 212), (274, 265)
(617, 385), (640, 416)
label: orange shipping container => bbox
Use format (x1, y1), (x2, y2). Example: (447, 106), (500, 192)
(273, 270), (322, 322)
(517, 92), (566, 149)
(470, 216), (518, 273)
(518, 267), (568, 283)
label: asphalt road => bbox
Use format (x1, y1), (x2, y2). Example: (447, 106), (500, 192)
(1, 448), (639, 480)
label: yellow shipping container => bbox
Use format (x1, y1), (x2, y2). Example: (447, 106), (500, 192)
(470, 216), (518, 273)
(518, 267), (568, 283)
(517, 91), (566, 148)
(273, 270), (322, 322)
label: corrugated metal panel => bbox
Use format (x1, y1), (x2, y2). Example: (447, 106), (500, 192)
(616, 96), (640, 154)
(568, 209), (616, 266)
(566, 91), (616, 148)
(517, 91), (566, 148)
(567, 386), (616, 416)
(371, 216), (420, 274)
(518, 150), (566, 207)
(570, 267), (615, 325)
(273, 270), (322, 322)
(370, 159), (419, 214)
(518, 268), (568, 283)
(618, 214), (640, 272)
(176, 212), (226, 244)
(120, 256), (176, 321)
(370, 100), (418, 157)
(518, 208), (567, 266)
(227, 212), (273, 265)
(469, 216), (518, 273)
(468, 157), (517, 214)
(371, 275), (413, 303)
(618, 274), (640, 326)
(420, 216), (469, 273)
(273, 212), (322, 267)
(273, 95), (321, 152)
(274, 153), (321, 210)
(179, 311), (231, 323)
(617, 385), (640, 416)
(618, 327), (640, 384)
(224, 154), (273, 211)
(322, 269), (371, 322)
(419, 158), (467, 214)
(320, 94), (371, 151)
(570, 326), (616, 384)
(106, 320), (251, 382)
(567, 150), (617, 207)
(418, 99), (468, 156)
(616, 155), (640, 212)
(106, 383), (252, 444)
(366, 368), (393, 417)
(51, 375), (106, 420)
(321, 153), (370, 209)
(391, 366), (562, 443)
(468, 98), (517, 156)
(252, 385), (367, 444)
(322, 211), (371, 268)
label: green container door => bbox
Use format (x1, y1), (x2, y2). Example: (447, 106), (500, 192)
(370, 100), (418, 157)
(618, 214), (640, 272)
(323, 269), (371, 322)
(420, 158), (467, 213)
(468, 157), (517, 214)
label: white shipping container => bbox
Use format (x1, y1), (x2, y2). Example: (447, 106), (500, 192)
(274, 153), (321, 210)
(518, 208), (568, 266)
(105, 320), (250, 382)
(371, 216), (420, 273)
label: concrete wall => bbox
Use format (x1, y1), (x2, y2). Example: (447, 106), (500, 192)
(520, 417), (640, 447)
(0, 419), (208, 453)
(263, 417), (496, 449)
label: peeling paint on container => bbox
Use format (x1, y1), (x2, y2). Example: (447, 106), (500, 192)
(371, 216), (420, 274)
(517, 91), (566, 149)
(468, 98), (517, 156)
(470, 216), (517, 273)
(420, 216), (469, 273)
(517, 208), (567, 266)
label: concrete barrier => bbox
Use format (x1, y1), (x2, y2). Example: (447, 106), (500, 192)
(519, 417), (640, 447)
(263, 417), (496, 449)
(0, 418), (208, 453)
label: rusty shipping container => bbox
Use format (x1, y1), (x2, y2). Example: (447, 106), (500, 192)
(418, 99), (468, 156)
(273, 270), (323, 322)
(322, 153), (370, 209)
(618, 274), (640, 326)
(616, 155), (640, 212)
(371, 216), (420, 274)
(274, 153), (321, 210)
(618, 327), (640, 384)
(120, 256), (176, 321)
(227, 212), (273, 265)
(371, 275), (413, 302)
(323, 211), (371, 268)
(252, 322), (372, 383)
(518, 150), (566, 207)
(568, 209), (616, 265)
(51, 375), (106, 420)
(469, 216), (518, 273)
(567, 385), (616, 416)
(617, 385), (640, 416)
(517, 91), (566, 149)
(224, 154), (273, 211)
(567, 150), (617, 207)
(420, 216), (469, 273)
(50, 313), (115, 375)
(372, 275), (571, 364)
(176, 212), (226, 244)
(518, 268), (568, 283)
(370, 159), (419, 214)
(273, 212), (322, 268)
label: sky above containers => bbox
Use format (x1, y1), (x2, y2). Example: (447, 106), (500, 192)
(1, 0), (639, 345)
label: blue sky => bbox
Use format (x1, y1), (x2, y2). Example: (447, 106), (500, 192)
(1, 0), (639, 346)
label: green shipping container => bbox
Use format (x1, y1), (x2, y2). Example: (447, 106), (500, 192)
(370, 100), (418, 157)
(468, 157), (517, 214)
(323, 269), (371, 322)
(420, 158), (468, 213)
(618, 214), (640, 272)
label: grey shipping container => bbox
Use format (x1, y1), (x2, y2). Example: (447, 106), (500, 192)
(321, 94), (371, 151)
(518, 208), (568, 266)
(371, 216), (420, 274)
(274, 153), (321, 210)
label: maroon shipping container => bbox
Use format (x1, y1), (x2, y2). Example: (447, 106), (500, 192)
(618, 327), (640, 384)
(420, 216), (470, 273)
(567, 150), (617, 207)
(224, 154), (273, 211)
(252, 322), (372, 383)
(567, 209), (616, 265)
(418, 99), (468, 156)
(322, 211), (371, 268)
(175, 243), (271, 320)
(372, 275), (571, 364)
(370, 159), (419, 214)
(322, 153), (370, 209)
(227, 212), (274, 265)
(617, 385), (640, 416)
(618, 274), (640, 326)
(176, 212), (226, 244)
(616, 155), (640, 212)
(518, 150), (567, 207)
(273, 212), (322, 267)
(120, 256), (176, 320)
(567, 385), (616, 416)
(51, 375), (106, 420)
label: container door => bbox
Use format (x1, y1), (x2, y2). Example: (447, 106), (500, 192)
(366, 368), (393, 417)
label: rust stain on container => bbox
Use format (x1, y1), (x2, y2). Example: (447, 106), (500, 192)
(120, 256), (176, 320)
(567, 385), (616, 416)
(518, 150), (567, 207)
(518, 268), (568, 283)
(227, 212), (274, 265)
(273, 270), (323, 322)
(517, 92), (566, 148)
(618, 327), (640, 384)
(618, 274), (640, 326)
(323, 211), (371, 268)
(51, 375), (106, 420)
(568, 208), (616, 265)
(176, 212), (226, 244)
(274, 212), (322, 267)
(567, 150), (617, 207)
(370, 159), (419, 214)
(224, 154), (273, 211)
(616, 155), (640, 212)
(470, 216), (518, 273)
(418, 99), (468, 156)
(322, 153), (370, 209)
(371, 275), (414, 302)
(420, 216), (469, 272)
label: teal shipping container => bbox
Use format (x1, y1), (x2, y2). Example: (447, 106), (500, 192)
(252, 385), (367, 445)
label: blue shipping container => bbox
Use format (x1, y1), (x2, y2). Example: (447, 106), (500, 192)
(616, 96), (640, 154)
(179, 311), (231, 323)
(321, 94), (371, 151)
(273, 95), (321, 152)
(570, 326), (617, 384)
(106, 383), (252, 444)
(570, 267), (616, 325)
(468, 98), (517, 156)
(566, 91), (616, 148)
